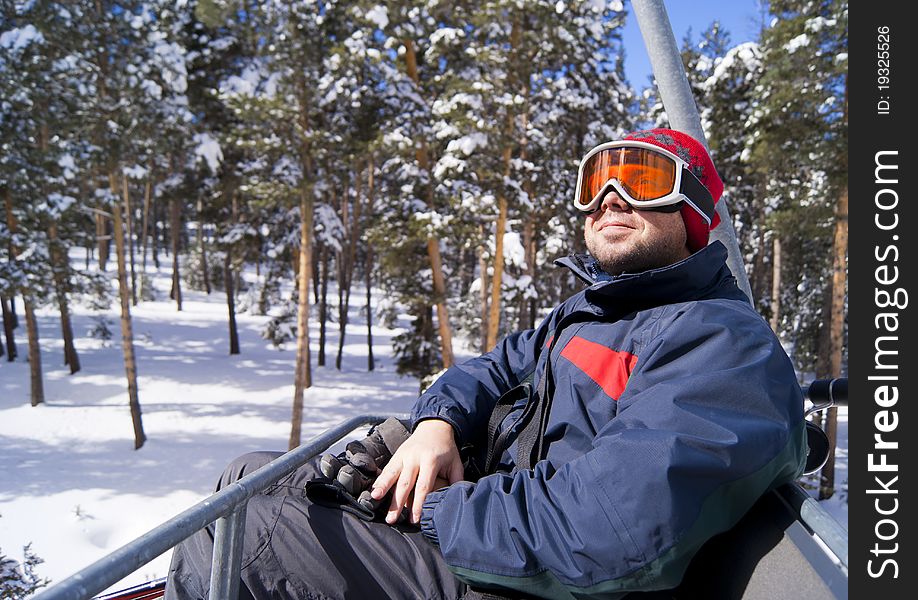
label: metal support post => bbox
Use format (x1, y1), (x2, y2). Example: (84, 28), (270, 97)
(210, 505), (248, 600)
(631, 0), (754, 303)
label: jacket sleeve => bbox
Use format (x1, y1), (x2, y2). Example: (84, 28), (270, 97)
(419, 301), (807, 599)
(411, 306), (562, 445)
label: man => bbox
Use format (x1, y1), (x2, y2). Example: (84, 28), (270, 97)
(166, 128), (805, 600)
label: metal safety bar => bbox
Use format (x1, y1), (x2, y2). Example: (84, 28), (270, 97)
(795, 377), (849, 570)
(778, 483), (849, 572)
(33, 414), (400, 600)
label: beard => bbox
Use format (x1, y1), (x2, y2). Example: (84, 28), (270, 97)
(585, 228), (690, 276)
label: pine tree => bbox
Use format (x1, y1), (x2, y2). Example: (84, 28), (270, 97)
(429, 0), (633, 348)
(0, 544), (49, 600)
(357, 1), (465, 375)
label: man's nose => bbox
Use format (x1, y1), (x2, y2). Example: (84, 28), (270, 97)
(599, 189), (631, 212)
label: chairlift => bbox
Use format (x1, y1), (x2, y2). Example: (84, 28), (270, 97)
(31, 2), (848, 599)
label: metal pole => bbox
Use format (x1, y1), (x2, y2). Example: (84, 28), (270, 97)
(210, 505), (248, 600)
(779, 484), (849, 570)
(631, 0), (754, 303)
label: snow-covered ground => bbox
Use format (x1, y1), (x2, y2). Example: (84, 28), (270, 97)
(0, 262), (847, 595)
(0, 265), (434, 594)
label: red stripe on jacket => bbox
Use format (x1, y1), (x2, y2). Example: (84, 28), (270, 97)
(560, 336), (638, 400)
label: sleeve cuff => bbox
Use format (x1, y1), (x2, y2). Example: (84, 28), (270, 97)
(410, 405), (469, 445)
(419, 488), (450, 547)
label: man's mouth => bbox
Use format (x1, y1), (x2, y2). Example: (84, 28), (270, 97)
(598, 220), (633, 231)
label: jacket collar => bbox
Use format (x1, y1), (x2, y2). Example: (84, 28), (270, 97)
(554, 241), (749, 307)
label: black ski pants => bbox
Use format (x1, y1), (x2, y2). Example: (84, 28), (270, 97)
(165, 451), (471, 600)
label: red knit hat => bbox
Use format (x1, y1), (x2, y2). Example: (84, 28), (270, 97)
(623, 128), (723, 252)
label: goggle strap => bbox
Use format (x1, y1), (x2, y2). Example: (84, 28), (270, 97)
(679, 168), (716, 222)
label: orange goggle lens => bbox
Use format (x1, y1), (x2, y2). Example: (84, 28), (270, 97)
(578, 147), (677, 207)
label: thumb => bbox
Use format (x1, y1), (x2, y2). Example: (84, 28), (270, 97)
(448, 457), (464, 484)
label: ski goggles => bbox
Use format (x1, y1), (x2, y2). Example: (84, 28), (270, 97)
(573, 140), (716, 224)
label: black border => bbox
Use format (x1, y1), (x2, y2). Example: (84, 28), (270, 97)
(849, 2), (914, 595)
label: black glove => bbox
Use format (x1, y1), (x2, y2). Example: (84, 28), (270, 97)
(303, 478), (380, 521)
(305, 417), (411, 520)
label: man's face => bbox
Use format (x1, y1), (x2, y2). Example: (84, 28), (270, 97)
(583, 191), (691, 276)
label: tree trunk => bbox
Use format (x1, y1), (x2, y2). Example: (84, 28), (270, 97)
(750, 215), (769, 309)
(121, 174), (138, 306)
(518, 105), (537, 332)
(111, 173), (146, 449)
(8, 295), (16, 327)
(487, 113), (517, 351)
(23, 300), (44, 406)
(96, 213), (109, 271)
(152, 192), (161, 269)
(225, 192), (240, 355)
(312, 242), (320, 306)
(428, 238), (454, 368)
(1, 199), (15, 365)
(478, 226), (490, 353)
(486, 18), (522, 350)
(224, 251), (240, 355)
(48, 222), (80, 373)
(528, 229), (539, 331)
(3, 194), (30, 382)
(818, 76), (848, 500)
(337, 166), (362, 371)
(769, 236), (782, 332)
(365, 246), (375, 371)
(403, 38), (454, 370)
(335, 260), (345, 370)
(365, 156), (375, 372)
(318, 244), (329, 367)
(290, 191), (314, 450)
(819, 187), (848, 500)
(197, 198), (211, 295)
(140, 173), (153, 299)
(521, 217), (539, 331)
(169, 198), (182, 311)
(487, 195), (509, 350)
(2, 297), (18, 365)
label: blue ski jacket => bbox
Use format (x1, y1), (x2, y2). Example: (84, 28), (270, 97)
(414, 241), (806, 599)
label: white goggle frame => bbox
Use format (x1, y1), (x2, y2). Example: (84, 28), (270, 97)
(573, 140), (713, 226)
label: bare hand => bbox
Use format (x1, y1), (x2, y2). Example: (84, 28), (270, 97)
(370, 419), (464, 524)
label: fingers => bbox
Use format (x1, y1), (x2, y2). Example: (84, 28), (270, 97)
(319, 453), (345, 479)
(367, 421), (463, 524)
(336, 464), (372, 496)
(411, 465), (438, 524)
(386, 460), (419, 524)
(371, 456), (401, 501)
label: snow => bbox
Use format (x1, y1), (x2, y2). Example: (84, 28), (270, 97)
(220, 65), (266, 98)
(703, 42), (760, 91)
(122, 165), (148, 180)
(364, 5), (389, 30)
(0, 259), (428, 594)
(57, 155), (77, 180)
(785, 33), (810, 54)
(428, 27), (464, 47)
(193, 133), (223, 174)
(0, 24), (44, 52)
(0, 254), (849, 595)
(447, 133), (488, 157)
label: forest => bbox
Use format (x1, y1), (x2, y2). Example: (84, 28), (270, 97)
(1, 0), (847, 494)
